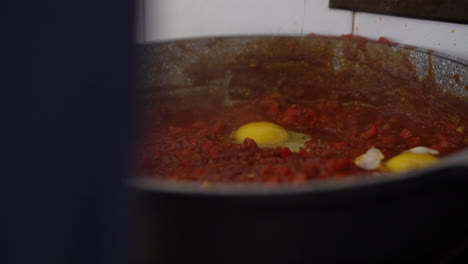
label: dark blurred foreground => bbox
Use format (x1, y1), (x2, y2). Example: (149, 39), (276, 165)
(3, 1), (136, 263)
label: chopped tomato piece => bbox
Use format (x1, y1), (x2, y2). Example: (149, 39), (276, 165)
(400, 128), (413, 139)
(361, 125), (378, 139)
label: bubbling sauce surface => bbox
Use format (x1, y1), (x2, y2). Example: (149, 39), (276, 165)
(137, 93), (467, 184)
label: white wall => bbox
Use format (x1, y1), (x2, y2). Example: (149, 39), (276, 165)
(136, 0), (468, 60)
(354, 13), (468, 61)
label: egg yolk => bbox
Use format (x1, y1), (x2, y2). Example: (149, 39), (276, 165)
(234, 121), (289, 144)
(385, 152), (439, 172)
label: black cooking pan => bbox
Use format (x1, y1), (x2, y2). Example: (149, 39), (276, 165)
(132, 36), (468, 264)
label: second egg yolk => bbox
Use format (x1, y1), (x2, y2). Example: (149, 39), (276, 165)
(385, 152), (438, 172)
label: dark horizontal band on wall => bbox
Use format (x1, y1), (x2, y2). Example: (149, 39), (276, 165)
(330, 0), (468, 25)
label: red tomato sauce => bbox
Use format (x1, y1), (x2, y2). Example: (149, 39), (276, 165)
(137, 93), (467, 184)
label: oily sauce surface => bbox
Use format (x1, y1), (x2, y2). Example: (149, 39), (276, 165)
(137, 93), (466, 184)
